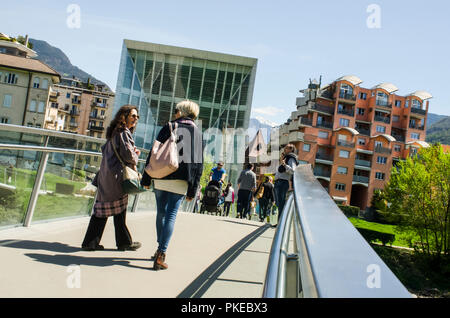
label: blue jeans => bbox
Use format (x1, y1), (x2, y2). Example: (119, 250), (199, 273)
(154, 189), (185, 253)
(274, 179), (289, 222)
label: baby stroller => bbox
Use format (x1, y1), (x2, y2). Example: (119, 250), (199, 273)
(200, 180), (223, 216)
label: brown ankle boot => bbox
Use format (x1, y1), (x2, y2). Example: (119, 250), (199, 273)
(153, 250), (168, 270)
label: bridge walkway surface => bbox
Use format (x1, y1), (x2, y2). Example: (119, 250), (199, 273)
(0, 211), (275, 298)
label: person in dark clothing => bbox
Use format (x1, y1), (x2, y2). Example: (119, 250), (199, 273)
(141, 100), (203, 270)
(82, 105), (142, 252)
(257, 176), (275, 222)
(274, 144), (298, 224)
(236, 163), (257, 219)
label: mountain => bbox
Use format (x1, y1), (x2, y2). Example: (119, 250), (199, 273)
(29, 38), (110, 90)
(249, 117), (278, 143)
(426, 116), (450, 145)
(426, 112), (448, 128)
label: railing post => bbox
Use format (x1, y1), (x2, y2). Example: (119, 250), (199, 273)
(23, 136), (50, 227)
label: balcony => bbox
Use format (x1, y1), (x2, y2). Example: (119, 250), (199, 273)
(375, 100), (392, 109)
(311, 104), (334, 115)
(409, 124), (425, 130)
(90, 114), (106, 120)
(70, 109), (80, 116)
(353, 175), (369, 184)
(288, 131), (304, 143)
(374, 116), (391, 124)
(337, 140), (355, 148)
(316, 152), (334, 162)
(355, 159), (371, 167)
(392, 134), (405, 142)
(411, 107), (426, 116)
(72, 98), (81, 105)
(337, 108), (355, 117)
(89, 125), (105, 132)
(356, 127), (370, 136)
(299, 117), (313, 126)
(92, 101), (107, 108)
(338, 92), (356, 101)
(316, 121), (333, 129)
(374, 146), (392, 154)
(69, 122), (78, 128)
(314, 169), (331, 178)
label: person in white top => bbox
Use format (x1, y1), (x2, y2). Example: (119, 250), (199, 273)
(223, 182), (234, 217)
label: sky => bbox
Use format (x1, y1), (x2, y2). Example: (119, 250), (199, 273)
(2, 0), (450, 125)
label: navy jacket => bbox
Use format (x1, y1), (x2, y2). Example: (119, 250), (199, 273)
(141, 117), (204, 198)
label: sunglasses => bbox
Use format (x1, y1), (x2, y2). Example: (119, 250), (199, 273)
(130, 114), (140, 119)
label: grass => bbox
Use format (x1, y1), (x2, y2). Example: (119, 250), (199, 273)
(348, 216), (420, 248)
(372, 244), (450, 298)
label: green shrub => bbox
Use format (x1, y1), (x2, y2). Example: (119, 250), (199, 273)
(356, 227), (395, 246)
(338, 204), (360, 217)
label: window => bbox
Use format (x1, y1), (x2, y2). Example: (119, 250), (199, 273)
(0, 117), (10, 124)
(337, 166), (348, 175)
(41, 79), (48, 89)
(318, 131), (329, 139)
(66, 93), (71, 98)
(411, 133), (420, 140)
(3, 94), (12, 107)
(338, 134), (347, 142)
(33, 77), (40, 88)
(376, 125), (386, 133)
(412, 99), (421, 109)
(393, 115), (399, 122)
(394, 145), (401, 152)
(35, 124), (41, 128)
(303, 144), (311, 152)
(358, 138), (366, 145)
(38, 101), (45, 113)
(27, 122), (33, 127)
(339, 150), (350, 158)
(357, 108), (365, 115)
(4, 72), (18, 84)
(376, 91), (388, 105)
(335, 183), (346, 191)
(29, 100), (36, 112)
(359, 92), (367, 100)
(405, 100), (409, 108)
(377, 156), (387, 164)
(339, 118), (349, 127)
(375, 141), (383, 148)
(395, 100), (401, 107)
(375, 172), (385, 180)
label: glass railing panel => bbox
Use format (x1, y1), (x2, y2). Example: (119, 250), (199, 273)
(32, 153), (100, 223)
(0, 149), (41, 227)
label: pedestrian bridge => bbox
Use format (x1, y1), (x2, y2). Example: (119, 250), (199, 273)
(0, 124), (412, 298)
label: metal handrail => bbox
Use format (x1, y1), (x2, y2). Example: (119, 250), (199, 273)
(263, 164), (412, 298)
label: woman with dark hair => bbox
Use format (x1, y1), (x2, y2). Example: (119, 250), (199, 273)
(81, 105), (142, 251)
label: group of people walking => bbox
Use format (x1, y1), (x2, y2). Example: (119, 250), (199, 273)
(81, 100), (298, 271)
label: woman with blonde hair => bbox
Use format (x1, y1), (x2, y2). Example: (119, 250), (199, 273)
(81, 105), (142, 251)
(142, 100), (203, 270)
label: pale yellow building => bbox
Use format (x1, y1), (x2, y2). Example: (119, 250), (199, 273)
(0, 37), (60, 127)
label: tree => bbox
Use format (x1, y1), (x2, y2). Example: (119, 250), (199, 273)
(199, 155), (214, 193)
(381, 143), (449, 261)
(16, 35), (33, 49)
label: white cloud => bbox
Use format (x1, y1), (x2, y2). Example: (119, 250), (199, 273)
(252, 106), (285, 116)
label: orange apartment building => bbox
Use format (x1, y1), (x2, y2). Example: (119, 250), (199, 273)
(278, 75), (432, 211)
(45, 77), (115, 138)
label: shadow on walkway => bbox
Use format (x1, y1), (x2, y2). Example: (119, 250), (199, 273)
(177, 223), (271, 298)
(0, 240), (81, 253)
(24, 253), (150, 270)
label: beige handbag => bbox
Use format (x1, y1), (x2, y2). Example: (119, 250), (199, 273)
(145, 122), (179, 178)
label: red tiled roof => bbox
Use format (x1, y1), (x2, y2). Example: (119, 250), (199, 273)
(0, 53), (60, 77)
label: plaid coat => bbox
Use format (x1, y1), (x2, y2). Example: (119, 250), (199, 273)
(92, 127), (138, 218)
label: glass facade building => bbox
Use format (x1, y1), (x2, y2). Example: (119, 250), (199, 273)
(114, 39), (258, 150)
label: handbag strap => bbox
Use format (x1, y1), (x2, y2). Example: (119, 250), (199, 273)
(110, 135), (126, 169)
